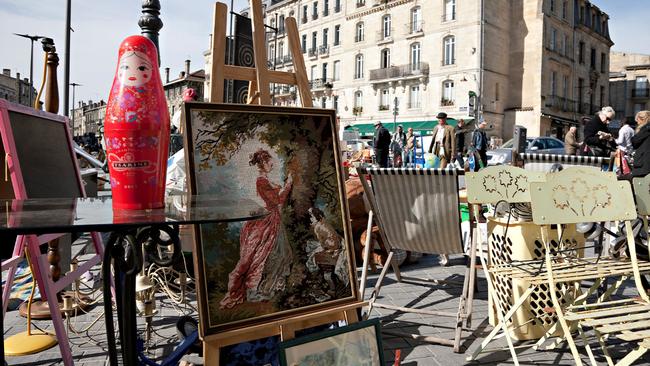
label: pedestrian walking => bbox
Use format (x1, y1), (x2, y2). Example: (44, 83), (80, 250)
(405, 127), (416, 167)
(391, 125), (406, 167)
(564, 126), (582, 155)
(616, 118), (635, 156)
(583, 106), (616, 157)
(632, 110), (650, 177)
(471, 120), (489, 170)
(454, 119), (468, 167)
(373, 121), (391, 168)
(428, 112), (455, 169)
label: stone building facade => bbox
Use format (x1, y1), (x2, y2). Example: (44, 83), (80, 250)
(609, 51), (650, 122)
(163, 60), (205, 118)
(0, 68), (36, 107)
(255, 0), (612, 139)
(71, 100), (107, 137)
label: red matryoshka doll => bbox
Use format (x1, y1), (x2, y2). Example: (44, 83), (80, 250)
(104, 35), (170, 210)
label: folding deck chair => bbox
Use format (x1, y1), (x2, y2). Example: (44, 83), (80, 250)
(357, 167), (476, 353)
(534, 173), (650, 366)
(530, 168), (650, 366)
(520, 153), (612, 172)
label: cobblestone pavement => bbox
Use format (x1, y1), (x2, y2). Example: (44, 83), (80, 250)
(4, 246), (650, 365)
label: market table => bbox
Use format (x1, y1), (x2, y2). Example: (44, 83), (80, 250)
(0, 195), (267, 366)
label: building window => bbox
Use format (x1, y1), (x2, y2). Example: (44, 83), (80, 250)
(382, 15), (391, 38)
(495, 82), (500, 101)
(410, 43), (421, 70)
(563, 75), (569, 97)
(550, 27), (557, 51)
(354, 90), (363, 107)
(550, 71), (557, 96)
(579, 41), (585, 64)
(442, 80), (454, 103)
(312, 2), (318, 19)
(321, 97), (327, 108)
(600, 86), (605, 107)
(563, 34), (569, 56)
(444, 0), (456, 21)
(409, 85), (421, 108)
(354, 54), (364, 79)
(636, 76), (649, 89)
(269, 44), (275, 62)
(380, 48), (390, 69)
(635, 103), (645, 115)
(311, 31), (317, 50)
(410, 7), (422, 33)
(380, 89), (390, 110)
(302, 34), (307, 53)
(322, 28), (329, 46)
(333, 60), (340, 80)
(322, 62), (328, 79)
(302, 5), (308, 22)
(323, 0), (329, 16)
(310, 65), (317, 81)
(443, 36), (455, 65)
(578, 78), (584, 110)
(335, 0), (341, 12)
(562, 0), (568, 19)
(355, 22), (364, 42)
(550, 0), (555, 13)
(590, 47), (596, 69)
(334, 25), (341, 45)
(279, 15), (285, 33)
(600, 52), (606, 73)
(333, 95), (339, 112)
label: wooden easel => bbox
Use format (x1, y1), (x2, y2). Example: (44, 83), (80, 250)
(208, 0), (312, 106)
(202, 1), (364, 363)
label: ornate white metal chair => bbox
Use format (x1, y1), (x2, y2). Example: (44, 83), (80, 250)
(357, 167), (476, 353)
(531, 168), (650, 366)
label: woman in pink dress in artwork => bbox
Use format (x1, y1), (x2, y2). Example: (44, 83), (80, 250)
(220, 149), (294, 309)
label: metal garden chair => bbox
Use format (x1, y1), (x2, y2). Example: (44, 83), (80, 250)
(357, 167), (476, 353)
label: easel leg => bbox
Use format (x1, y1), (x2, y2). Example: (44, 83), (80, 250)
(204, 339), (220, 366)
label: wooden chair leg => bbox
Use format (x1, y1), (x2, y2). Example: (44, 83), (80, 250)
(464, 229), (478, 328)
(359, 210), (374, 300)
(615, 346), (647, 366)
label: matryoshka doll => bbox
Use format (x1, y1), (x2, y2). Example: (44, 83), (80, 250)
(104, 35), (170, 210)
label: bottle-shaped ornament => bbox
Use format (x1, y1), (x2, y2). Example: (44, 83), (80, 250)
(104, 35), (170, 210)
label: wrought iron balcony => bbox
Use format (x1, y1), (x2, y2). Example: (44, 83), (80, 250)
(309, 78), (333, 89)
(369, 62), (429, 81)
(356, 0), (365, 7)
(308, 48), (318, 57)
(440, 98), (454, 106)
(407, 101), (421, 109)
(376, 29), (393, 42)
(546, 95), (576, 112)
(378, 104), (390, 111)
(283, 55), (292, 63)
(405, 21), (424, 34)
(319, 45), (329, 56)
(632, 88), (650, 98)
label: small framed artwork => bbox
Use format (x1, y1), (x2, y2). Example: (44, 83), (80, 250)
(183, 102), (358, 336)
(278, 319), (385, 366)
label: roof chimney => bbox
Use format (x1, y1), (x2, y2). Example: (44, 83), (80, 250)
(185, 60), (191, 77)
(2, 69), (10, 77)
(165, 67), (170, 83)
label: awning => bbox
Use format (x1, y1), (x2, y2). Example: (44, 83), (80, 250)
(344, 118), (473, 137)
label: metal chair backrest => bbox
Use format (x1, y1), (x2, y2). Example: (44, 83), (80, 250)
(520, 153), (612, 172)
(466, 165), (545, 205)
(633, 174), (650, 217)
(358, 167), (464, 255)
(531, 167), (635, 225)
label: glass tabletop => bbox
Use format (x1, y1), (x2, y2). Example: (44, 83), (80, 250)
(0, 195), (268, 234)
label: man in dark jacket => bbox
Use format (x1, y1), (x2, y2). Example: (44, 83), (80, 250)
(583, 106), (616, 157)
(373, 121), (391, 167)
(471, 121), (489, 170)
(454, 119), (467, 167)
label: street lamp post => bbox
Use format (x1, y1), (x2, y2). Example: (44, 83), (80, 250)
(392, 96), (399, 132)
(70, 82), (81, 136)
(13, 33), (44, 107)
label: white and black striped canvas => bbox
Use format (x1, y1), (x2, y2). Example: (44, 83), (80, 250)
(520, 153), (611, 172)
(361, 167), (464, 255)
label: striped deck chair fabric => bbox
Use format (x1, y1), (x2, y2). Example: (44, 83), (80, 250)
(520, 153), (611, 172)
(358, 167), (475, 353)
(363, 167), (464, 255)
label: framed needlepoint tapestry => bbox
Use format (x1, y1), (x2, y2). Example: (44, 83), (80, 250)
(183, 102), (358, 336)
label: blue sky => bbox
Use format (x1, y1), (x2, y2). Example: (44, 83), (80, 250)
(1, 0), (648, 114)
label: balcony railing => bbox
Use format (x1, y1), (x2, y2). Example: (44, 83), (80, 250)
(354, 35), (364, 43)
(405, 21), (424, 34)
(632, 88), (650, 98)
(376, 29), (393, 42)
(273, 85), (293, 95)
(309, 78), (333, 89)
(441, 13), (456, 22)
(308, 48), (318, 57)
(319, 45), (329, 56)
(378, 104), (390, 111)
(283, 55), (292, 63)
(440, 98), (454, 106)
(301, 16), (307, 24)
(407, 101), (421, 109)
(274, 58), (284, 66)
(369, 62), (429, 81)
(356, 0), (365, 7)
(546, 95), (576, 112)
